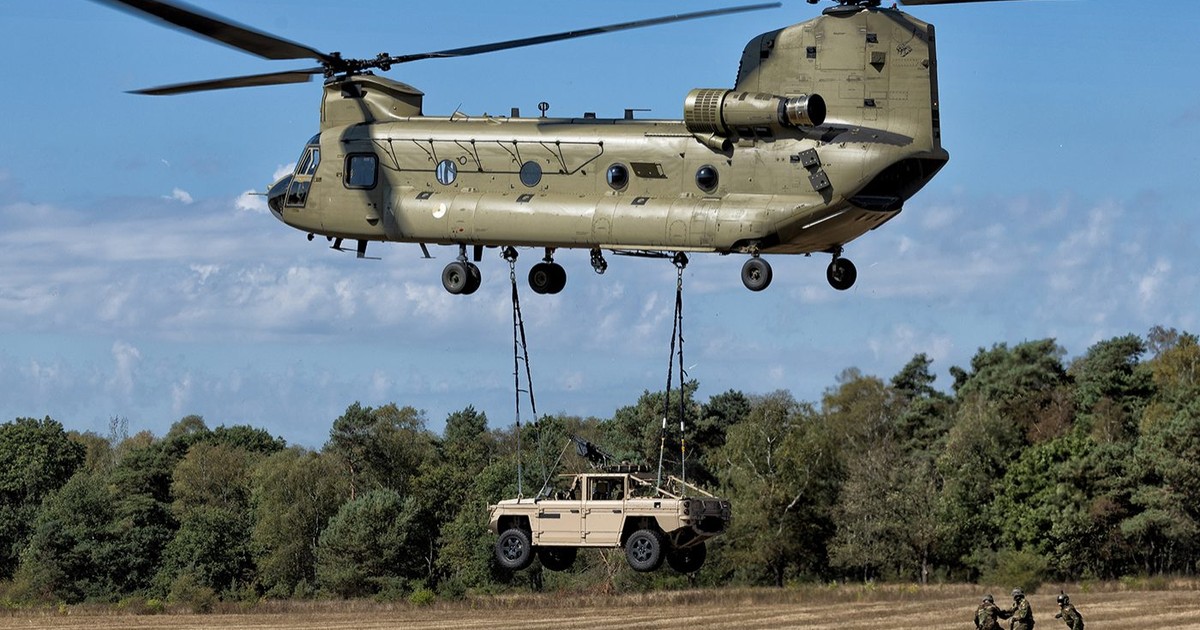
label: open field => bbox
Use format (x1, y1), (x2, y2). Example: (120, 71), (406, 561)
(4, 585), (1199, 629)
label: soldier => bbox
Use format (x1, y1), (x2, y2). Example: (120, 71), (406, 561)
(975, 594), (1004, 630)
(1006, 588), (1035, 630)
(1054, 593), (1084, 630)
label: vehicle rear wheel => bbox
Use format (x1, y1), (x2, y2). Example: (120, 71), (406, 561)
(625, 528), (666, 572)
(495, 528), (534, 570)
(666, 542), (707, 573)
(537, 546), (577, 572)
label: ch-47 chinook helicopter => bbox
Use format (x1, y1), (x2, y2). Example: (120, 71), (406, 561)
(97, 0), (1005, 295)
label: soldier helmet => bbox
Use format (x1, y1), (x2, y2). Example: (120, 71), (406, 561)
(1011, 588), (1024, 599)
(983, 594), (994, 604)
(1057, 593), (1070, 605)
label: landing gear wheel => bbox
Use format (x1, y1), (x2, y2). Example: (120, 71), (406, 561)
(462, 262), (482, 295)
(442, 261), (472, 295)
(495, 528), (534, 570)
(529, 262), (567, 295)
(826, 257), (857, 291)
(741, 257), (773, 292)
(625, 528), (666, 572)
(666, 542), (708, 573)
(537, 547), (577, 572)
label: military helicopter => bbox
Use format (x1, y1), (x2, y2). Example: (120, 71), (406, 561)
(97, 0), (1001, 295)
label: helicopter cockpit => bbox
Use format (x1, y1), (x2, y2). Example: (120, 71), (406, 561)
(268, 134), (320, 220)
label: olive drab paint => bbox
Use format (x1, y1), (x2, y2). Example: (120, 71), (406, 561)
(100, 1), (998, 294)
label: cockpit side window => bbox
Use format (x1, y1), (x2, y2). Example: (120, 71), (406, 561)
(286, 143), (320, 208)
(297, 147), (320, 176)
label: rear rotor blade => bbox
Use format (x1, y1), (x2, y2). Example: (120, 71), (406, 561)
(131, 68), (322, 96)
(387, 2), (781, 65)
(92, 0), (333, 63)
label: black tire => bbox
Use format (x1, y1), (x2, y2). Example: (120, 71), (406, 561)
(495, 528), (534, 570)
(528, 263), (552, 294)
(546, 263), (567, 294)
(741, 257), (773, 292)
(827, 257), (857, 291)
(442, 261), (470, 295)
(625, 528), (666, 572)
(666, 542), (707, 573)
(537, 546), (577, 572)
(462, 262), (482, 295)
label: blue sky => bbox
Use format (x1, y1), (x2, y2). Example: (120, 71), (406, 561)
(1, 0), (1196, 448)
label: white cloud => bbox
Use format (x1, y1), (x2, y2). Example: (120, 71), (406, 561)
(171, 372), (192, 416)
(107, 340), (142, 399)
(168, 188), (194, 204)
(236, 189), (268, 213)
(273, 163), (296, 181)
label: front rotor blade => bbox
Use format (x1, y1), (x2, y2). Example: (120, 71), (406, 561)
(92, 0), (333, 63)
(899, 0), (1020, 5)
(387, 2), (781, 65)
(131, 68), (322, 96)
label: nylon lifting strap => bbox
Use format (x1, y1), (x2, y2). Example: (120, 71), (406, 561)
(657, 253), (689, 491)
(504, 247), (540, 498)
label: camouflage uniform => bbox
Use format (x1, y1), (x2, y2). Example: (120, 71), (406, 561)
(1054, 596), (1083, 630)
(1006, 590), (1035, 630)
(975, 596), (1004, 630)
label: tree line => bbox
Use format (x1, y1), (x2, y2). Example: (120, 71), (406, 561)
(1, 326), (1197, 607)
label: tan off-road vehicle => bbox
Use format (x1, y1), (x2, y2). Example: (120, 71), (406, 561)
(487, 472), (731, 573)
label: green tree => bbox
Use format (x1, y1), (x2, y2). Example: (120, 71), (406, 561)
(155, 442), (259, 597)
(14, 471), (114, 602)
(830, 443), (939, 583)
(1124, 395), (1200, 574)
(434, 459), (519, 592)
(935, 395), (1024, 578)
(1068, 334), (1153, 442)
(316, 489), (423, 598)
(601, 381), (700, 473)
(326, 403), (437, 499)
(251, 447), (349, 598)
(715, 391), (839, 586)
(951, 339), (1069, 443)
(890, 354), (953, 457)
(0, 417), (86, 579)
(104, 438), (180, 594)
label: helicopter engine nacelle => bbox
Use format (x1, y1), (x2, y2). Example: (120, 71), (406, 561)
(683, 89), (825, 139)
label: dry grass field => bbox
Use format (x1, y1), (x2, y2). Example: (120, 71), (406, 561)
(3, 584), (1199, 629)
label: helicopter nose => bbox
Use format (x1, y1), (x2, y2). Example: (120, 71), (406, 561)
(267, 174), (291, 220)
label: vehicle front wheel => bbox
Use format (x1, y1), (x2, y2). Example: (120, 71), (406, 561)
(495, 528), (534, 570)
(537, 546), (577, 572)
(625, 528), (666, 572)
(666, 542), (707, 573)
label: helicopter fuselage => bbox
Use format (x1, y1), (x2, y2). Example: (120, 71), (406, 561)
(268, 6), (949, 292)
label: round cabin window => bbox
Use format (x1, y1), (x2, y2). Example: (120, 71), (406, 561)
(436, 159), (458, 186)
(695, 165), (719, 193)
(606, 163), (629, 190)
(520, 161), (542, 187)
